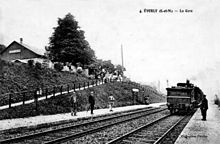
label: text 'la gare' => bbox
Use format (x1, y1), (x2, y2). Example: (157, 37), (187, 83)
(140, 9), (193, 13)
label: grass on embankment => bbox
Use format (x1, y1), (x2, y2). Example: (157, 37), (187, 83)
(0, 82), (166, 120)
(0, 60), (92, 106)
(0, 61), (89, 94)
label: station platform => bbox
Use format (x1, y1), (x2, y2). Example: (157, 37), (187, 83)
(175, 100), (220, 144)
(0, 102), (166, 132)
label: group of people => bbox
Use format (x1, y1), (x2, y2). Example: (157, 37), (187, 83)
(69, 90), (209, 121)
(94, 68), (123, 83)
(69, 91), (115, 116)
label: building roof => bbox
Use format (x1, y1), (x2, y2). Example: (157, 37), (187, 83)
(0, 41), (44, 56)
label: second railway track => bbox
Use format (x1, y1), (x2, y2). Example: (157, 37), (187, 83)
(0, 106), (168, 144)
(107, 110), (195, 144)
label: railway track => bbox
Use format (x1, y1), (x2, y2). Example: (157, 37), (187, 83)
(106, 111), (195, 144)
(0, 107), (168, 144)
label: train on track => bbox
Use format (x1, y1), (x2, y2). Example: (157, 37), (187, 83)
(166, 80), (204, 114)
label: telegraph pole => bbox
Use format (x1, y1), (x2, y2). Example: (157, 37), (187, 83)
(121, 44), (124, 69)
(121, 44), (124, 80)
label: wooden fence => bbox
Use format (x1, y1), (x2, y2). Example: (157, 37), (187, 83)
(0, 78), (118, 109)
(0, 78), (158, 111)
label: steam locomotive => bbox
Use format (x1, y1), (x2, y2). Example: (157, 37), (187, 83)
(166, 80), (204, 114)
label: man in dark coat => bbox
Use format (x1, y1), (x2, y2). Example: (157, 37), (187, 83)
(89, 91), (95, 115)
(200, 95), (208, 121)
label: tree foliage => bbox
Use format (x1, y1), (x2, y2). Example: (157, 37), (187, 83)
(115, 64), (126, 75)
(90, 59), (115, 73)
(35, 62), (42, 70)
(28, 60), (34, 67)
(47, 13), (95, 66)
(89, 58), (126, 76)
(54, 62), (64, 71)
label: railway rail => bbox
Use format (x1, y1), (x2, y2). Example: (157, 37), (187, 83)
(106, 111), (195, 144)
(0, 107), (168, 144)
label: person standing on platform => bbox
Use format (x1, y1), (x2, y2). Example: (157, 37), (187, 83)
(70, 92), (77, 116)
(200, 95), (208, 121)
(88, 91), (95, 115)
(108, 95), (115, 112)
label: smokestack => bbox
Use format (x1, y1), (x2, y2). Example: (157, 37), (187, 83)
(20, 38), (23, 44)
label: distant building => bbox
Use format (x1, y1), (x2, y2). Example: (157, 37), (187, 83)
(0, 38), (53, 68)
(0, 38), (44, 61)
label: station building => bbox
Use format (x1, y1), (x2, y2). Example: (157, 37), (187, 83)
(0, 38), (53, 68)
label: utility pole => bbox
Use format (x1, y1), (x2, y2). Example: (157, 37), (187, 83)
(121, 44), (124, 69)
(121, 44), (124, 81)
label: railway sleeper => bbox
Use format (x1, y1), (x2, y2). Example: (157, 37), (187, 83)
(123, 139), (155, 144)
(127, 137), (155, 143)
(121, 139), (134, 144)
(132, 134), (149, 138)
(121, 139), (147, 144)
(56, 131), (73, 137)
(41, 135), (53, 141)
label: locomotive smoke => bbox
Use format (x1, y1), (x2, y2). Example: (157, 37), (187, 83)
(190, 62), (220, 100)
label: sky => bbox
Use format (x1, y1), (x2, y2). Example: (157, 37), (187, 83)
(1, 0), (220, 98)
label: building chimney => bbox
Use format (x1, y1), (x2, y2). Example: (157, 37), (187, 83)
(20, 38), (23, 44)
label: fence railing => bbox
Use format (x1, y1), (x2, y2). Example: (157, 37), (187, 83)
(0, 78), (158, 112)
(0, 78), (121, 109)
